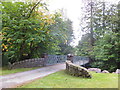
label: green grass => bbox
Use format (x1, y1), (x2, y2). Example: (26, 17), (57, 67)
(0, 67), (41, 76)
(19, 70), (118, 88)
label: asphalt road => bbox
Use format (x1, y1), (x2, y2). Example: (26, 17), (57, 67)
(0, 60), (89, 89)
(0, 63), (65, 89)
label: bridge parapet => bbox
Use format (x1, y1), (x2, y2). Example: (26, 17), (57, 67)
(8, 54), (90, 69)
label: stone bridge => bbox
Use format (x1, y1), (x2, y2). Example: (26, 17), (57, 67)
(9, 54), (90, 69)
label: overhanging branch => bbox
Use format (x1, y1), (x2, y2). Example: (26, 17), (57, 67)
(27, 0), (42, 18)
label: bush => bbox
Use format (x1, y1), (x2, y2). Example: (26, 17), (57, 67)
(90, 60), (117, 72)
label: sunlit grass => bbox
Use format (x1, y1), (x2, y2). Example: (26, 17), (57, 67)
(19, 70), (118, 88)
(0, 67), (41, 76)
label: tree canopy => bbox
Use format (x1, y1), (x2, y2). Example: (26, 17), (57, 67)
(76, 0), (120, 72)
(1, 1), (74, 65)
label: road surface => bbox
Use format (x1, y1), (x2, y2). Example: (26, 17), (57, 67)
(0, 60), (89, 89)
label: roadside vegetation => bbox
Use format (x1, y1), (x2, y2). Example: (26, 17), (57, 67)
(1, 0), (119, 73)
(76, 0), (120, 72)
(1, 0), (119, 88)
(1, 1), (74, 67)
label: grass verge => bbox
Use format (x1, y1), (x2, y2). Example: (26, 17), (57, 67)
(19, 70), (118, 88)
(0, 67), (41, 76)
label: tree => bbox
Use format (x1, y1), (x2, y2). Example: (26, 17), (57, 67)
(49, 11), (74, 55)
(2, 1), (74, 65)
(76, 33), (91, 56)
(78, 0), (120, 72)
(2, 2), (52, 62)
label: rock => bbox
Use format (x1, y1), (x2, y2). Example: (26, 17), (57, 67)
(102, 70), (109, 73)
(88, 68), (101, 73)
(66, 60), (92, 78)
(115, 69), (120, 74)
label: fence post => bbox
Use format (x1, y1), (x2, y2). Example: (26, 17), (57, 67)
(41, 53), (48, 66)
(67, 54), (74, 63)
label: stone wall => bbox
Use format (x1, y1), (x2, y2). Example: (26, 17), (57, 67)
(8, 55), (90, 69)
(66, 60), (92, 78)
(9, 58), (45, 69)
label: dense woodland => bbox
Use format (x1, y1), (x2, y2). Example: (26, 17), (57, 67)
(1, 0), (120, 72)
(76, 0), (120, 72)
(1, 1), (74, 65)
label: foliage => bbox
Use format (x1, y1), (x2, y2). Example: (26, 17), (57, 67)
(77, 1), (120, 72)
(76, 33), (93, 57)
(93, 31), (120, 72)
(1, 1), (74, 64)
(49, 13), (74, 55)
(58, 43), (75, 55)
(19, 70), (118, 88)
(2, 2), (54, 63)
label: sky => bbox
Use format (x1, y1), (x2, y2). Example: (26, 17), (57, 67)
(47, 0), (120, 47)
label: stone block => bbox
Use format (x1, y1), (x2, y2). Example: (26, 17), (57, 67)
(115, 69), (120, 74)
(88, 68), (101, 73)
(102, 70), (109, 73)
(66, 60), (92, 78)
